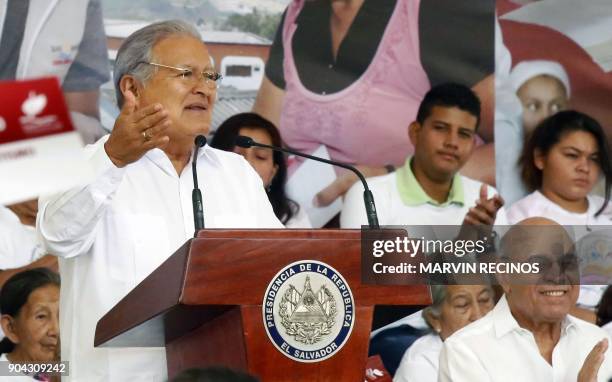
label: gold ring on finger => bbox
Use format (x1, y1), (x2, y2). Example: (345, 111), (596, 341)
(143, 129), (152, 142)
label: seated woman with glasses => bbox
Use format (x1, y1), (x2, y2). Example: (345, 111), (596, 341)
(0, 268), (60, 381)
(211, 113), (311, 228)
(507, 110), (612, 321)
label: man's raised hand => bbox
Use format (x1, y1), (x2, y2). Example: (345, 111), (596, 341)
(104, 91), (170, 167)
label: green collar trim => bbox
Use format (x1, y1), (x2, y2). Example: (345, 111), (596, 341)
(395, 158), (464, 207)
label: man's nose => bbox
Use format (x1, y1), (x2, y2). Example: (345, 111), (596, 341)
(192, 79), (216, 97)
(444, 132), (459, 148)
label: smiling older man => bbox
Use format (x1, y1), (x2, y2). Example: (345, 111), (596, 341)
(37, 20), (282, 381)
(439, 218), (612, 382)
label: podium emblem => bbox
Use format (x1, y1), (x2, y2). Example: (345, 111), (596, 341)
(279, 275), (336, 345)
(263, 260), (355, 363)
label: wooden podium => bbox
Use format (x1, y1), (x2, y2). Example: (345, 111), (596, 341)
(95, 229), (430, 381)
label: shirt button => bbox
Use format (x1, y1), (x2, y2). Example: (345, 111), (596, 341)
(328, 64), (333, 69)
(321, 91), (326, 95)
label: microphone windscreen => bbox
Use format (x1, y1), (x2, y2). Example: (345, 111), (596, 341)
(194, 135), (207, 147)
(235, 135), (254, 148)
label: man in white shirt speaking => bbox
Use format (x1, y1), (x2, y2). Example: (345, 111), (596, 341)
(37, 20), (282, 382)
(439, 217), (612, 382)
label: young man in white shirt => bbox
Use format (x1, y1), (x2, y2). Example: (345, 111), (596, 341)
(341, 83), (506, 228)
(37, 20), (282, 382)
(342, 84), (506, 346)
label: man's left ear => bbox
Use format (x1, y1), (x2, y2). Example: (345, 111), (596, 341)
(119, 75), (143, 106)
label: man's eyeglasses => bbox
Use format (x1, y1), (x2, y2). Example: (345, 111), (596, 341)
(139, 62), (223, 89)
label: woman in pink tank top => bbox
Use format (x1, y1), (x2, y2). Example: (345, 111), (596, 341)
(279, 0), (429, 168)
(253, 0), (494, 205)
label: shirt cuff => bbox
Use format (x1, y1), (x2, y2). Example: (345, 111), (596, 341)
(88, 137), (126, 192)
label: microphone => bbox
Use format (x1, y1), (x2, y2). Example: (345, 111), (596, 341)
(192, 135), (207, 235)
(235, 136), (379, 229)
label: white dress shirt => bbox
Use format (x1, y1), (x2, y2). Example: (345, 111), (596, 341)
(393, 333), (442, 382)
(0, 206), (42, 269)
(37, 137), (282, 382)
(439, 295), (612, 382)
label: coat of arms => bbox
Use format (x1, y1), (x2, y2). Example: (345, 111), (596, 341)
(278, 276), (337, 344)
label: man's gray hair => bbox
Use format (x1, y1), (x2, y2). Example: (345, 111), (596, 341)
(113, 20), (201, 107)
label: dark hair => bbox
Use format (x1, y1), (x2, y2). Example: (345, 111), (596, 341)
(416, 83), (481, 129)
(519, 110), (612, 215)
(597, 286), (612, 327)
(0, 268), (60, 355)
(210, 113), (298, 224)
(171, 367), (259, 382)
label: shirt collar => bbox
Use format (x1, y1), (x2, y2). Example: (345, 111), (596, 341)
(493, 295), (576, 339)
(395, 157), (464, 207)
(199, 144), (223, 166)
(143, 143), (223, 177)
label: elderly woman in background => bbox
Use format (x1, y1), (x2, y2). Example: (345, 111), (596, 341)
(0, 268), (60, 381)
(393, 284), (496, 382)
